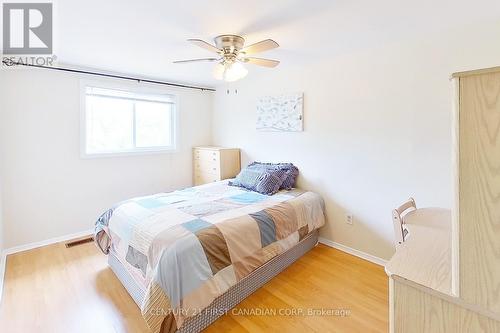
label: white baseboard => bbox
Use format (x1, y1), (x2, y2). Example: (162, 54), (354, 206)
(0, 228), (94, 303)
(2, 229), (94, 256)
(318, 237), (387, 267)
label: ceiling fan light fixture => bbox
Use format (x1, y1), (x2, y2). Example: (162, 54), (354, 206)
(176, 35), (279, 82)
(213, 62), (248, 82)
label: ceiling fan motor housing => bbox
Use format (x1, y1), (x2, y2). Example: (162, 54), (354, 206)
(214, 35), (245, 62)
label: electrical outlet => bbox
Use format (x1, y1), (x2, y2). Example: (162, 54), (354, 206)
(346, 214), (354, 225)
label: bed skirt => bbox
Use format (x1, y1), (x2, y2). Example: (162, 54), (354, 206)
(108, 229), (319, 333)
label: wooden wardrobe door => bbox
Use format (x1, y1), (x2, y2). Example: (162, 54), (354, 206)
(459, 71), (500, 313)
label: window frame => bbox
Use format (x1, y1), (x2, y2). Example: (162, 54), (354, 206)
(80, 80), (179, 158)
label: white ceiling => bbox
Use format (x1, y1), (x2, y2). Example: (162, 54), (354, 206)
(50, 0), (500, 87)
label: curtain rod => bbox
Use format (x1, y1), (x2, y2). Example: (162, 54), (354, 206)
(1, 59), (216, 92)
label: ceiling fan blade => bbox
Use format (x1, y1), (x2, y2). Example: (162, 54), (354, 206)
(240, 39), (279, 55)
(173, 58), (219, 64)
(241, 57), (280, 68)
(187, 39), (221, 54)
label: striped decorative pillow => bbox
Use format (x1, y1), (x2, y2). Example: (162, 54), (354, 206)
(228, 168), (263, 191)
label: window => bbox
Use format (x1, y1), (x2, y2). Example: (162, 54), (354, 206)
(82, 85), (176, 157)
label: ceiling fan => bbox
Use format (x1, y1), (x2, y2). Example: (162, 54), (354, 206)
(174, 35), (280, 82)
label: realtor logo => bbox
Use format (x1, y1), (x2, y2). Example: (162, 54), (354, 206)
(3, 3), (53, 54)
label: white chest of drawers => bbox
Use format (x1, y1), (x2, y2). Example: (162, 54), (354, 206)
(193, 146), (241, 186)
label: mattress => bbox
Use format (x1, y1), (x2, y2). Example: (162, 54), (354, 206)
(95, 180), (326, 333)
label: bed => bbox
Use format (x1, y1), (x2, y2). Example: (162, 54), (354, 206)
(94, 180), (325, 333)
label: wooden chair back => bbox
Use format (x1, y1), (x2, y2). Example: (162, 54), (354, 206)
(392, 198), (416, 245)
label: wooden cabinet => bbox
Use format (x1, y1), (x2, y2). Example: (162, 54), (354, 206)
(386, 66), (500, 332)
(193, 146), (241, 186)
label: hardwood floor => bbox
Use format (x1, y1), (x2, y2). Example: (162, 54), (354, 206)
(0, 241), (388, 333)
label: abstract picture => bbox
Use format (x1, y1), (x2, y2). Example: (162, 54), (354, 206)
(256, 92), (304, 131)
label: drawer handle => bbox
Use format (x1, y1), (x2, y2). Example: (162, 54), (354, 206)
(213, 167), (216, 171)
(213, 158), (216, 161)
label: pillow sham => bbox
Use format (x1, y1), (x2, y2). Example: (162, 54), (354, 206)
(229, 165), (288, 195)
(248, 162), (299, 190)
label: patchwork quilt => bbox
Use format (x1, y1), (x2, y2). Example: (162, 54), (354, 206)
(94, 180), (325, 333)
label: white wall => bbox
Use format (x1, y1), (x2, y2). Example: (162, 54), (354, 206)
(212, 20), (500, 260)
(0, 176), (3, 252)
(0, 68), (213, 249)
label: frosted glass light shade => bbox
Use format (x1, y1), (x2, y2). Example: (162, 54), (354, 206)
(213, 62), (248, 82)
(223, 62), (248, 82)
(213, 63), (225, 80)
